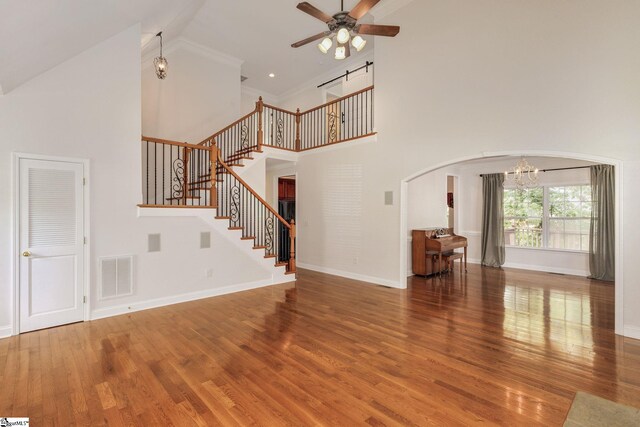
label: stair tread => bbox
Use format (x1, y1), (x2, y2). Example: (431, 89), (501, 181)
(274, 262), (288, 267)
(241, 236), (256, 240)
(284, 271), (296, 275)
(228, 227), (243, 230)
(215, 216), (231, 219)
(264, 254), (276, 259)
(253, 245), (267, 249)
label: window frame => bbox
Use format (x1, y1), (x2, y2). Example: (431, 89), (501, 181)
(504, 182), (591, 253)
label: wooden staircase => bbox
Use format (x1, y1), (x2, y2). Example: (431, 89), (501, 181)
(139, 86), (375, 276)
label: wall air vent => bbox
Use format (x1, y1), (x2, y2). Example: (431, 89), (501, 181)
(99, 255), (133, 300)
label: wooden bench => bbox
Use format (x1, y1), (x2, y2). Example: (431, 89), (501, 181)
(443, 252), (464, 275)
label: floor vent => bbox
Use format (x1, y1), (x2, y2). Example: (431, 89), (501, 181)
(99, 256), (133, 299)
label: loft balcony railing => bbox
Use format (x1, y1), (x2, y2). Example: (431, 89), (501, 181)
(196, 85), (375, 160)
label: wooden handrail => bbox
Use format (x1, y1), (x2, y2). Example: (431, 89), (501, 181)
(262, 103), (297, 116)
(198, 108), (259, 146)
(300, 85), (374, 115)
(142, 136), (210, 151)
(216, 152), (292, 230)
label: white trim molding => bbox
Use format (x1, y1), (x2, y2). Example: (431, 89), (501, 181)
(90, 278), (287, 321)
(0, 325), (12, 339)
(623, 325), (640, 341)
(142, 37), (244, 70)
(298, 262), (402, 289)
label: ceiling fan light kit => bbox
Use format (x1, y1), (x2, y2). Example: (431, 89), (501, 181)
(351, 35), (366, 51)
(336, 27), (351, 44)
(318, 37), (333, 53)
(292, 0), (400, 60)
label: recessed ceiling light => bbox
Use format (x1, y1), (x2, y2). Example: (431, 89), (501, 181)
(268, 73), (275, 78)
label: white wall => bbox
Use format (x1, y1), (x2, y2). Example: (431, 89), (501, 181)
(0, 25), (277, 337)
(142, 39), (242, 144)
(295, 0), (640, 336)
(278, 55), (375, 112)
(241, 86), (278, 116)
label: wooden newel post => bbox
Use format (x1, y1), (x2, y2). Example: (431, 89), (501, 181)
(183, 147), (191, 205)
(256, 96), (264, 151)
(295, 108), (301, 152)
(289, 219), (296, 273)
(209, 145), (218, 208)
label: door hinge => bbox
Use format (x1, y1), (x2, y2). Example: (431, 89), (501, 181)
(83, 296), (87, 304)
(83, 178), (86, 186)
(84, 236), (87, 244)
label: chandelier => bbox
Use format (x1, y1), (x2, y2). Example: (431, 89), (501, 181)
(154, 32), (168, 80)
(504, 157), (539, 189)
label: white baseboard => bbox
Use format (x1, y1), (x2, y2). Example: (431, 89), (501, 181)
(0, 325), (12, 339)
(502, 261), (588, 277)
(623, 325), (640, 340)
(297, 262), (402, 288)
(464, 257), (588, 277)
(90, 278), (284, 321)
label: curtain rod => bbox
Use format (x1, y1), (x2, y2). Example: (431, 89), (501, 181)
(317, 61), (374, 88)
(479, 165), (592, 177)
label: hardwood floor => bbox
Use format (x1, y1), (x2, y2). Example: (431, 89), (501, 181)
(1, 265), (639, 426)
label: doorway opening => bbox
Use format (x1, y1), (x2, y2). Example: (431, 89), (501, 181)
(278, 176), (296, 263)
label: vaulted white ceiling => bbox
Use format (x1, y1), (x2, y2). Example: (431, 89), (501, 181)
(0, 0), (397, 95)
(176, 0), (377, 95)
(0, 0), (204, 94)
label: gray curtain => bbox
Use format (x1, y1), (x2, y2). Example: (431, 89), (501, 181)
(589, 165), (615, 281)
(481, 173), (505, 267)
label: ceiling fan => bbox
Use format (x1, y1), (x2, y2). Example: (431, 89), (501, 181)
(291, 0), (400, 60)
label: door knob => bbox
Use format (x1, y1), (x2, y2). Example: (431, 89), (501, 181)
(22, 251), (31, 257)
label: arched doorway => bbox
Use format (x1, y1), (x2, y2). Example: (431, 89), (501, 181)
(399, 150), (624, 335)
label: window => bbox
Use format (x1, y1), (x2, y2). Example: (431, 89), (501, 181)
(504, 188), (543, 248)
(548, 185), (592, 251)
(504, 185), (591, 251)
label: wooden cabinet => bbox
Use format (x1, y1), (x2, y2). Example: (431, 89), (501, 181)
(278, 178), (295, 200)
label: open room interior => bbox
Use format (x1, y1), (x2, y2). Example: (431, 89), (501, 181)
(1, 0), (639, 425)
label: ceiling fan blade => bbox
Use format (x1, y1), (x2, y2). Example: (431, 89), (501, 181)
(291, 30), (332, 48)
(348, 0), (380, 20)
(296, 2), (334, 23)
(355, 24), (400, 37)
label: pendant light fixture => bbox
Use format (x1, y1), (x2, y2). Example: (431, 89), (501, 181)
(154, 32), (168, 80)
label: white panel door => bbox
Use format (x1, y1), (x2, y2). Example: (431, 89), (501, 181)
(19, 158), (85, 332)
